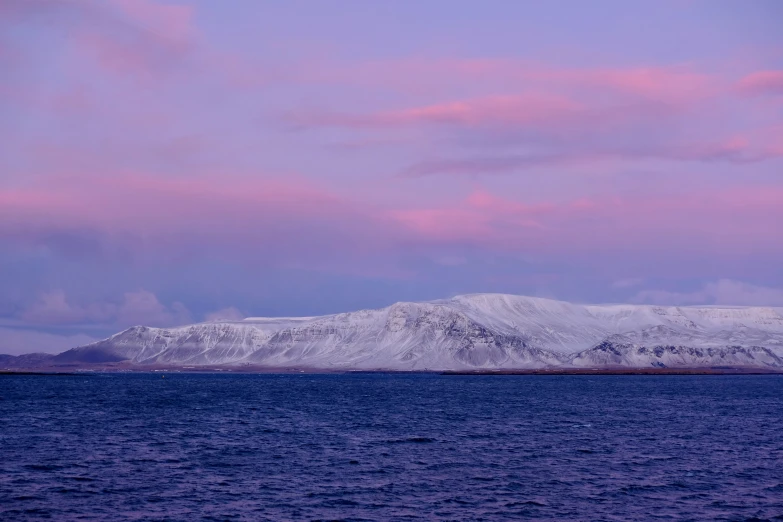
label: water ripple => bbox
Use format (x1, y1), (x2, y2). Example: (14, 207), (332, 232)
(0, 373), (781, 520)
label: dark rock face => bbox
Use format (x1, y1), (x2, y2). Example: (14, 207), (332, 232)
(571, 341), (783, 368)
(52, 347), (128, 364)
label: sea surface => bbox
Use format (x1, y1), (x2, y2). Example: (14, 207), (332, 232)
(1, 373), (781, 521)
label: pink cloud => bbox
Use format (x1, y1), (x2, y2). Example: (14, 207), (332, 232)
(390, 186), (783, 256)
(287, 79), (735, 173)
(291, 94), (583, 130)
(0, 170), (412, 275)
(1, 168), (781, 286)
(309, 58), (714, 102)
(391, 190), (547, 244)
(290, 98), (704, 164)
(379, 94), (582, 127)
(571, 66), (710, 101)
(738, 70), (783, 96)
(440, 61), (712, 101)
(110, 0), (194, 45)
(76, 31), (157, 78)
(280, 58), (782, 179)
(0, 172), (341, 229)
(74, 26), (194, 81)
(290, 89), (682, 132)
(4, 169), (782, 271)
(284, 60), (721, 135)
(86, 0), (196, 78)
(6, 0), (197, 82)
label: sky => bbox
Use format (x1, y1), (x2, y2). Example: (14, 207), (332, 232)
(1, 0), (782, 354)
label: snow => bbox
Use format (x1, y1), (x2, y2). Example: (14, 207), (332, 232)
(64, 294), (783, 370)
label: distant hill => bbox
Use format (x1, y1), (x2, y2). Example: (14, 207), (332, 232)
(3, 294), (783, 371)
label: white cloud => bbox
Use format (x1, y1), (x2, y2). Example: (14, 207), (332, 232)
(20, 290), (114, 325)
(116, 290), (192, 326)
(5, 290), (194, 356)
(633, 279), (783, 307)
(204, 307), (245, 322)
(19, 289), (192, 328)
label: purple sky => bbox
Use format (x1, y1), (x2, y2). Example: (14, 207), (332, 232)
(1, 0), (782, 354)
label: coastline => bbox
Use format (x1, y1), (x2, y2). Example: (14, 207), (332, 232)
(3, 366), (782, 376)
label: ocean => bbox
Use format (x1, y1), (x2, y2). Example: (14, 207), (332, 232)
(1, 373), (781, 521)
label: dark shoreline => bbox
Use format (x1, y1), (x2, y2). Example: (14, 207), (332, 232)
(440, 368), (783, 375)
(0, 371), (80, 376)
(2, 366), (782, 376)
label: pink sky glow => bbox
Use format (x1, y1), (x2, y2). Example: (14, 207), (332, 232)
(1, 0), (782, 353)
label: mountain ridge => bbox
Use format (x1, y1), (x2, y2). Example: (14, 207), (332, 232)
(3, 294), (783, 370)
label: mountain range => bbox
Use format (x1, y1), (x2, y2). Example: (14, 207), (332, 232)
(3, 294), (783, 371)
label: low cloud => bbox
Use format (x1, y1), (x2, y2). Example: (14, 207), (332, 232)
(20, 289), (192, 328)
(633, 279), (783, 307)
(204, 307), (245, 322)
(117, 290), (192, 326)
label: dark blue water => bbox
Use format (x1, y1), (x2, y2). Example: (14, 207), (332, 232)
(1, 374), (781, 521)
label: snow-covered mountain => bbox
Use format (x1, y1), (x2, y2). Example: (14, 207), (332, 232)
(11, 294), (783, 370)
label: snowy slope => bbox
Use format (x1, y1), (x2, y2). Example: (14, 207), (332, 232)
(56, 294), (783, 370)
